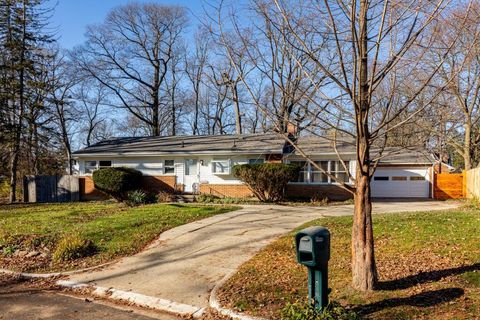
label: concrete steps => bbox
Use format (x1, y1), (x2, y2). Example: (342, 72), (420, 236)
(174, 194), (197, 203)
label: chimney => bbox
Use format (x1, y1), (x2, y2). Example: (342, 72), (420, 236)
(286, 122), (298, 136)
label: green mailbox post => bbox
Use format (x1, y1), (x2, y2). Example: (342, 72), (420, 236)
(295, 226), (330, 311)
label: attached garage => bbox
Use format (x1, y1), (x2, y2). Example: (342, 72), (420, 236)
(371, 167), (431, 198)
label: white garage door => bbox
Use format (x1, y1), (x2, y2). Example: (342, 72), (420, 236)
(371, 167), (430, 198)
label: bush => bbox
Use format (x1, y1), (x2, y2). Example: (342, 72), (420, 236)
(0, 179), (9, 201)
(92, 167), (142, 201)
(126, 190), (148, 206)
(53, 234), (97, 262)
(157, 191), (175, 203)
(196, 194), (221, 203)
(281, 301), (359, 320)
(233, 163), (300, 202)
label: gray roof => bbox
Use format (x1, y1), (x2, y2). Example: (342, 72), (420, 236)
(292, 135), (434, 164)
(72, 133), (286, 156)
(73, 133), (434, 164)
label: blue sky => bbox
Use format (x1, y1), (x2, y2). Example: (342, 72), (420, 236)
(52, 0), (207, 49)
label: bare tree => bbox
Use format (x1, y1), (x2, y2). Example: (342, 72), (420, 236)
(426, 3), (480, 170)
(48, 51), (79, 174)
(185, 28), (210, 135)
(73, 80), (111, 147)
(217, 0), (471, 291)
(72, 3), (188, 136)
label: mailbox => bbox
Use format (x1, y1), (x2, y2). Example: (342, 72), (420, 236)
(295, 226), (330, 267)
(295, 226), (331, 311)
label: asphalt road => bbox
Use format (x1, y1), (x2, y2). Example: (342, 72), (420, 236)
(0, 274), (179, 320)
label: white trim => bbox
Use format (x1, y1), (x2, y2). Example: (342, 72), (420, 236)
(73, 151), (283, 158)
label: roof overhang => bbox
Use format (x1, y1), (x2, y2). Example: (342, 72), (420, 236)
(72, 150), (283, 159)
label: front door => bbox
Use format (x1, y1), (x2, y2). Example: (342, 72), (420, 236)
(184, 159), (199, 193)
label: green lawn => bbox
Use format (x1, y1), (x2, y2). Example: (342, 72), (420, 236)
(0, 201), (238, 272)
(217, 205), (480, 320)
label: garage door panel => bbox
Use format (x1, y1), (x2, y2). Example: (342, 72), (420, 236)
(371, 168), (430, 198)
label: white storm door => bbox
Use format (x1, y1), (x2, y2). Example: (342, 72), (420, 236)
(184, 159), (199, 193)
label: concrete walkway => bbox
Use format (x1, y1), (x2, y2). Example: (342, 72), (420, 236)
(68, 201), (460, 313)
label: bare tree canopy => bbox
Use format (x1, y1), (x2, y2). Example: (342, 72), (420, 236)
(214, 0), (476, 291)
(71, 3), (188, 136)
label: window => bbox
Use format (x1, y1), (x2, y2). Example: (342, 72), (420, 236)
(84, 161), (97, 174)
(99, 160), (112, 168)
(164, 160), (175, 174)
(185, 159), (198, 175)
(392, 176), (407, 181)
(374, 176), (389, 181)
(311, 161), (329, 183)
(212, 159), (230, 175)
(410, 176), (425, 181)
(248, 158), (264, 164)
(289, 160), (351, 184)
(332, 161), (350, 183)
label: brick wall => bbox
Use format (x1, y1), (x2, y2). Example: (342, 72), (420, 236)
(80, 175), (352, 201)
(79, 175), (181, 201)
(286, 184), (352, 201)
(199, 182), (352, 200)
(199, 184), (254, 198)
(79, 177), (109, 201)
(141, 176), (180, 193)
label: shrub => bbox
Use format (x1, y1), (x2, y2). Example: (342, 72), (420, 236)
(92, 167), (142, 201)
(53, 234), (97, 262)
(126, 190), (148, 206)
(197, 194), (220, 203)
(157, 191), (175, 203)
(0, 179), (9, 201)
(281, 301), (359, 320)
(233, 163), (300, 202)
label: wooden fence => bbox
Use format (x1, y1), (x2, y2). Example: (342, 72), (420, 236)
(24, 175), (79, 203)
(465, 167), (480, 199)
(434, 173), (464, 200)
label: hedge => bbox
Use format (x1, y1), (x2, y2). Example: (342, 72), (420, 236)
(233, 163), (300, 202)
(92, 167), (142, 201)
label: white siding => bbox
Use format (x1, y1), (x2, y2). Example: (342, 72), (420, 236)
(198, 155), (262, 185)
(76, 155), (265, 186)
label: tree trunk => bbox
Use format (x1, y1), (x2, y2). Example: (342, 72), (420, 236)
(10, 0), (27, 203)
(9, 139), (20, 203)
(232, 83), (242, 134)
(351, 0), (378, 291)
(352, 170), (377, 290)
(464, 118), (472, 171)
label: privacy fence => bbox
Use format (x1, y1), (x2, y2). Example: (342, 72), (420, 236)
(433, 168), (480, 200)
(464, 167), (480, 200)
(24, 175), (79, 203)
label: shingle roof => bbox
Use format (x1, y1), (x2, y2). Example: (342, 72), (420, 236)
(292, 135), (434, 164)
(72, 133), (435, 164)
(72, 133), (286, 156)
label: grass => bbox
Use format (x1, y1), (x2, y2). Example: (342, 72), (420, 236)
(217, 206), (480, 320)
(0, 201), (238, 272)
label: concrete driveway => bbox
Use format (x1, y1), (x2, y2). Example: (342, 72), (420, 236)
(68, 200), (460, 315)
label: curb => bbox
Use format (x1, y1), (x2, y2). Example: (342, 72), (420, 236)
(209, 271), (267, 320)
(56, 280), (205, 318)
(0, 261), (115, 278)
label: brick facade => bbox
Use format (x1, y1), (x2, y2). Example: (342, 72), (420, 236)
(79, 177), (109, 201)
(79, 175), (352, 201)
(198, 182), (352, 200)
(285, 184), (352, 201)
(199, 184), (254, 198)
(79, 175), (182, 201)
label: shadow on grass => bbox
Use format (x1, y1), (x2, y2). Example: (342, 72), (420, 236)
(355, 287), (464, 316)
(376, 263), (480, 290)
